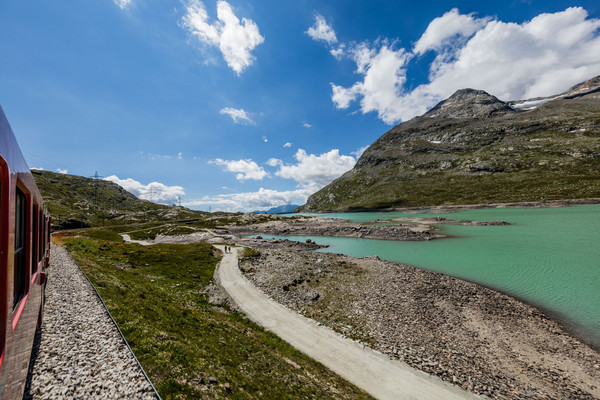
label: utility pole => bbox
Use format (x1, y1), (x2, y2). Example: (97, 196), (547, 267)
(89, 171), (104, 204)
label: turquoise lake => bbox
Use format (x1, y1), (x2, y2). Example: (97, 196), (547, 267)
(275, 205), (600, 349)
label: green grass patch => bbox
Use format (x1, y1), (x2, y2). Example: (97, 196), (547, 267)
(60, 231), (371, 399)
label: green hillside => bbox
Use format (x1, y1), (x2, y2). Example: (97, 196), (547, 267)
(32, 170), (202, 228)
(300, 76), (600, 211)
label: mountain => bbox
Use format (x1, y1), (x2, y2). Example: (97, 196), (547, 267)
(299, 76), (600, 212)
(253, 204), (301, 214)
(32, 170), (202, 228)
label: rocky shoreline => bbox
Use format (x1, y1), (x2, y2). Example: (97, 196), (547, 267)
(228, 217), (444, 241)
(238, 248), (600, 400)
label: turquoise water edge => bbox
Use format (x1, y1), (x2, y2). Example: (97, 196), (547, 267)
(274, 205), (600, 349)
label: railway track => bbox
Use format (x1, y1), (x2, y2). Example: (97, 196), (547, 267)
(23, 244), (159, 399)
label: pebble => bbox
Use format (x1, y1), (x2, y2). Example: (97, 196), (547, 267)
(24, 245), (159, 399)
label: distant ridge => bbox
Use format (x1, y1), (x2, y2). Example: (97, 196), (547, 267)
(299, 75), (600, 212)
(253, 204), (301, 214)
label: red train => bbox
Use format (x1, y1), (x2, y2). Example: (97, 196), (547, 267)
(0, 106), (51, 398)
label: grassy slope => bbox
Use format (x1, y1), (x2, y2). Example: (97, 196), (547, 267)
(57, 228), (371, 400)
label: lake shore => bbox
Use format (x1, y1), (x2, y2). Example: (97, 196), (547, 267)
(237, 248), (600, 400)
(295, 198), (600, 215)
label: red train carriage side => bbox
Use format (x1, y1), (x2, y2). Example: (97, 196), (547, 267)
(0, 106), (50, 398)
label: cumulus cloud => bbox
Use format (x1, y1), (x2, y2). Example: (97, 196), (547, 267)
(275, 148), (356, 187)
(104, 175), (185, 205)
(181, 0), (264, 75)
(306, 14), (338, 44)
(199, 148), (360, 211)
(266, 158), (283, 167)
(210, 158), (268, 181)
(302, 123), (312, 128)
(56, 168), (68, 174)
(283, 142), (292, 148)
(413, 8), (490, 55)
(326, 7), (600, 124)
(219, 107), (254, 124)
(331, 44), (412, 124)
(183, 187), (311, 212)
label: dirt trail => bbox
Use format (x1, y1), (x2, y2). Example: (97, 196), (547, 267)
(120, 234), (153, 246)
(215, 245), (483, 400)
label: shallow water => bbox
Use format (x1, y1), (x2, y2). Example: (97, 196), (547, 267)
(276, 205), (600, 349)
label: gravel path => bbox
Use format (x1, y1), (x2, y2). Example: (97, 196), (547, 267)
(217, 245), (482, 400)
(23, 244), (159, 400)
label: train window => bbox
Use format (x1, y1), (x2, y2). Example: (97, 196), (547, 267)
(39, 210), (43, 262)
(14, 187), (27, 310)
(32, 204), (38, 274)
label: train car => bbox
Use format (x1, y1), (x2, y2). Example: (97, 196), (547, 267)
(0, 106), (50, 398)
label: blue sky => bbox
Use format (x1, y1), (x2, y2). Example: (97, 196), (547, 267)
(1, 1), (599, 211)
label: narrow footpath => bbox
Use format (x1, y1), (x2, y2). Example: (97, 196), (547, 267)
(216, 245), (483, 400)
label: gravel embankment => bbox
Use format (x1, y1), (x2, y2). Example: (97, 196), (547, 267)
(24, 245), (159, 400)
(240, 249), (600, 400)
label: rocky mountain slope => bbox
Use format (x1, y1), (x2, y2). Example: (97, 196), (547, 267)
(300, 76), (600, 211)
(32, 170), (202, 228)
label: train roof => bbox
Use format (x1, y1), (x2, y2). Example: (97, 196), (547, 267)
(0, 105), (32, 175)
(0, 105), (44, 205)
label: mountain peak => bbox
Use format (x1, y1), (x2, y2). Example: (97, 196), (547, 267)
(423, 89), (516, 120)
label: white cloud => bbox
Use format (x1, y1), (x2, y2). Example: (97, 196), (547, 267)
(306, 14), (338, 44)
(351, 145), (369, 159)
(327, 7), (600, 124)
(413, 8), (489, 55)
(331, 44), (412, 124)
(266, 158), (283, 167)
(178, 152), (183, 160)
(56, 168), (68, 174)
(114, 0), (132, 10)
(138, 150), (174, 160)
(283, 142), (292, 148)
(181, 0), (264, 75)
(330, 45), (345, 60)
(197, 148), (360, 211)
(184, 187), (312, 212)
(275, 148), (356, 187)
(209, 158), (268, 181)
(302, 123), (312, 128)
(104, 175), (185, 205)
(219, 107), (254, 124)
